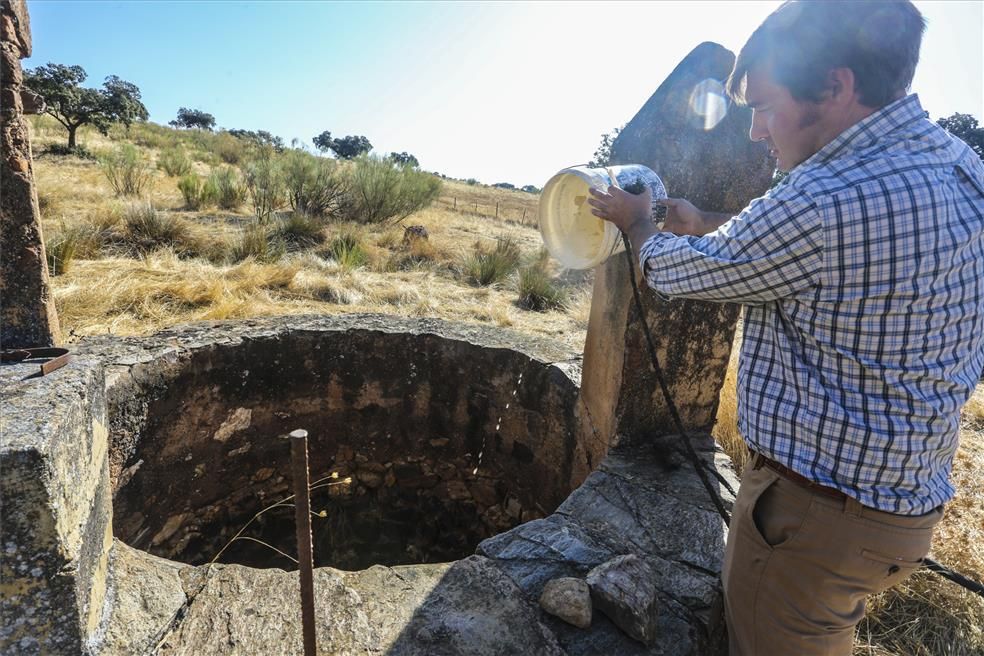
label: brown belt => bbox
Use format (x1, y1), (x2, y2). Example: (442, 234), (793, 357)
(753, 451), (847, 501)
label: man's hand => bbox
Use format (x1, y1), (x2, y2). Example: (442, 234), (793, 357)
(587, 184), (652, 233)
(588, 184), (658, 265)
(659, 198), (705, 236)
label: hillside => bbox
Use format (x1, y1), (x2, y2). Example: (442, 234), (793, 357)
(30, 117), (591, 350)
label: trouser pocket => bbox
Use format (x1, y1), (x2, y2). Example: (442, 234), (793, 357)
(750, 472), (814, 549)
(851, 510), (941, 594)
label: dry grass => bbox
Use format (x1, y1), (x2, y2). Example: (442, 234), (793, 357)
(713, 322), (984, 655)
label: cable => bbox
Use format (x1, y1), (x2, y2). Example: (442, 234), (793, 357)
(924, 557), (984, 599)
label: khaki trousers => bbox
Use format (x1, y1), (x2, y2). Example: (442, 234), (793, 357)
(722, 452), (942, 655)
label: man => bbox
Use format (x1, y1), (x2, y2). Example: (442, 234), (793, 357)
(588, 1), (984, 654)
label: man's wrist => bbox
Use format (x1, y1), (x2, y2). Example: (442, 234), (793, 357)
(625, 218), (660, 263)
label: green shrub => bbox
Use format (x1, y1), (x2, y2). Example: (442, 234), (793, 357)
(343, 155), (442, 224)
(158, 147), (193, 177)
(271, 213), (325, 251)
(209, 167), (247, 210)
(323, 230), (369, 270)
(463, 237), (522, 286)
(45, 226), (81, 275)
(42, 143), (97, 160)
(517, 263), (567, 311)
(242, 157), (286, 222)
(101, 144), (153, 197)
(282, 150), (348, 217)
(177, 173), (217, 210)
(230, 224), (284, 263)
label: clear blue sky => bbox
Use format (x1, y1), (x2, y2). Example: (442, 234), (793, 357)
(25, 1), (984, 187)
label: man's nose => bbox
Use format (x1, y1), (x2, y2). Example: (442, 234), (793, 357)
(749, 113), (768, 143)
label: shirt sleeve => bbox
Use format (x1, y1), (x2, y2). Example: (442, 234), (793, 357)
(639, 184), (823, 305)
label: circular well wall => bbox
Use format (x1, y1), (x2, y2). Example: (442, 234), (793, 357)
(104, 321), (581, 571)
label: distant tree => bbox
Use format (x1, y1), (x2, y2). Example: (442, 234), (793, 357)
(228, 128), (285, 152)
(313, 130), (333, 153)
(587, 124), (625, 168)
(389, 151), (419, 168)
(24, 63), (148, 149)
(169, 107), (216, 131)
(521, 184), (541, 194)
(493, 182), (516, 190)
(937, 113), (984, 160)
(329, 135), (372, 159)
(465, 178), (479, 186)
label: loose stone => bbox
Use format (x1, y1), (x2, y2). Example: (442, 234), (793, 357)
(539, 577), (592, 629)
(586, 554), (660, 646)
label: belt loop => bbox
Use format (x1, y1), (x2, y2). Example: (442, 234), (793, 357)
(750, 450), (763, 470)
(844, 494), (864, 517)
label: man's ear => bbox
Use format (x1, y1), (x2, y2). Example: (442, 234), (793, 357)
(825, 68), (857, 106)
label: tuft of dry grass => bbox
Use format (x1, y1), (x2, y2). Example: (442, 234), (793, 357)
(462, 236), (522, 287)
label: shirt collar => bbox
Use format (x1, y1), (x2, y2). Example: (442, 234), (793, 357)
(799, 94), (929, 168)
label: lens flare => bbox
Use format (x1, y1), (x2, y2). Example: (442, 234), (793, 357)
(689, 78), (728, 131)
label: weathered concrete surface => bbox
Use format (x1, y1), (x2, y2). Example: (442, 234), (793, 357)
(157, 556), (566, 656)
(576, 42), (774, 469)
(0, 357), (111, 654)
(0, 0), (60, 348)
(98, 541), (188, 655)
(157, 563), (378, 654)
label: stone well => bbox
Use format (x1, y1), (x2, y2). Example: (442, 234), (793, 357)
(97, 315), (583, 571)
(1, 315), (737, 655)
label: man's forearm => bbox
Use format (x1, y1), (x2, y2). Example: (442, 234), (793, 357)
(626, 210), (731, 262)
(700, 211), (733, 234)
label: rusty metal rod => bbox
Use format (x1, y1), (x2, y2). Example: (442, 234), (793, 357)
(288, 428), (317, 656)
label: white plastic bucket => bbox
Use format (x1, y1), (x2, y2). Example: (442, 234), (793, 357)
(538, 164), (667, 269)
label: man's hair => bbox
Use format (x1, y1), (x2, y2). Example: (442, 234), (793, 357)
(727, 0), (926, 108)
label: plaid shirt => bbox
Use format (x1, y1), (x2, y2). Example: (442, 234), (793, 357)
(640, 94), (984, 515)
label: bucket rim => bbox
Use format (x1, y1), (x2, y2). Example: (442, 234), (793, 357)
(538, 167), (621, 270)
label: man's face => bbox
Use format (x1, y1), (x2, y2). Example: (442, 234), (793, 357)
(744, 66), (826, 172)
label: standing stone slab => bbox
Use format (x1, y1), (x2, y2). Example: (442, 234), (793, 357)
(575, 42), (774, 470)
(0, 358), (112, 654)
(0, 0), (60, 348)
